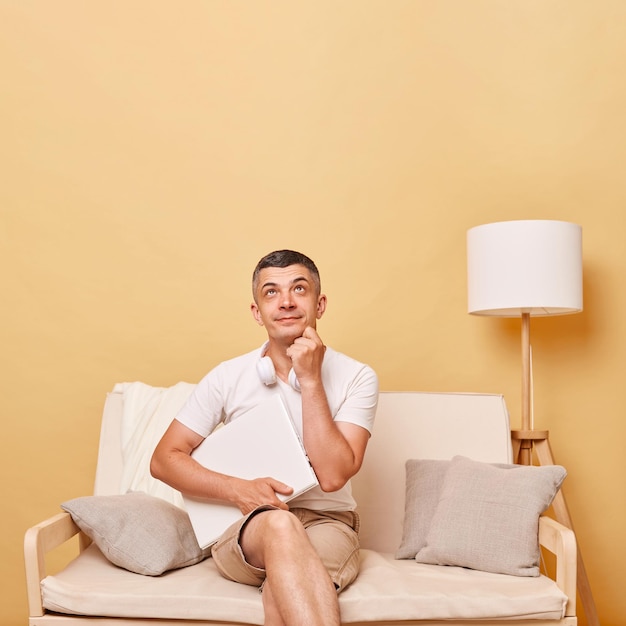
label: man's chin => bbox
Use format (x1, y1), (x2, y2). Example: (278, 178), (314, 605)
(273, 326), (305, 343)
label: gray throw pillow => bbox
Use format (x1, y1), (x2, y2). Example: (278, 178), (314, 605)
(61, 491), (210, 575)
(414, 456), (566, 576)
(395, 459), (450, 559)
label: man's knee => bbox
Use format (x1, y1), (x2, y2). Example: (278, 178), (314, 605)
(245, 509), (307, 548)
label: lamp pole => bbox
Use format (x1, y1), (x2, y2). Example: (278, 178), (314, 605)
(519, 312), (532, 465)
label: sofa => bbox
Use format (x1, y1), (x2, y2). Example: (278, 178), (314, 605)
(25, 385), (577, 625)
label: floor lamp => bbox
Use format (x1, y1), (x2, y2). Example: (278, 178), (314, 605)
(466, 219), (598, 626)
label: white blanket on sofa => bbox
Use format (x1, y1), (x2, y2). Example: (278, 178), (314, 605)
(113, 381), (196, 508)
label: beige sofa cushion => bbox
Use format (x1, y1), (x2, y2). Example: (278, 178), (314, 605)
(61, 492), (210, 575)
(414, 456), (566, 576)
(41, 544), (568, 622)
(395, 459), (449, 559)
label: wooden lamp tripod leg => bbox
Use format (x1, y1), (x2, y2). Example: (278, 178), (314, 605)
(534, 437), (600, 626)
(513, 313), (599, 626)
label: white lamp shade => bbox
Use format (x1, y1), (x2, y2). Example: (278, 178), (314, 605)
(467, 220), (583, 317)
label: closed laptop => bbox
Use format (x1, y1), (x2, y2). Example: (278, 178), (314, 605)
(183, 394), (319, 548)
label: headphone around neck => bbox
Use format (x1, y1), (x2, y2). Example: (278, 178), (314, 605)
(256, 356), (301, 392)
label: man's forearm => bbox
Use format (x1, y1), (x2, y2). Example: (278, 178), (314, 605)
(151, 449), (292, 514)
(299, 383), (361, 492)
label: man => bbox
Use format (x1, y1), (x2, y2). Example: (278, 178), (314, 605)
(151, 250), (378, 626)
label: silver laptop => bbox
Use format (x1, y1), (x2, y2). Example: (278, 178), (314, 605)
(183, 394), (319, 549)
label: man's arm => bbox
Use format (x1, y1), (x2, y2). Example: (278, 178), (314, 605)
(150, 420), (293, 514)
(299, 380), (371, 492)
(287, 327), (373, 492)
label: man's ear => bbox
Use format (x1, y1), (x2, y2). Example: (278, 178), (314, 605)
(250, 302), (264, 326)
(316, 294), (327, 319)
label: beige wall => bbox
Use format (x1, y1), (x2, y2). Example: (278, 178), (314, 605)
(2, 2), (625, 623)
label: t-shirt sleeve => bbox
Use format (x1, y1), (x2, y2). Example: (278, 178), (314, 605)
(174, 368), (224, 438)
(334, 364), (378, 434)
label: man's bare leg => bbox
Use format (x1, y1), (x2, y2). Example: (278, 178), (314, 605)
(259, 581), (287, 626)
(240, 510), (340, 626)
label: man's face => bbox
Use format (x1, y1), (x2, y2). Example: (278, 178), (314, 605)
(251, 264), (326, 343)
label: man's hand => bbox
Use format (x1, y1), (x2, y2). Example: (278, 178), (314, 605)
(233, 477), (294, 515)
(286, 326), (325, 388)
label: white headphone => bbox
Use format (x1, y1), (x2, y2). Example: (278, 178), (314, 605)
(256, 356), (301, 392)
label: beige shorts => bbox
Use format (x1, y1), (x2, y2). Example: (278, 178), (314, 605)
(211, 506), (361, 592)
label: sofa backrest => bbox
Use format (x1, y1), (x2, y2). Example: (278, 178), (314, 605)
(94, 390), (125, 497)
(351, 391), (512, 553)
(93, 387), (512, 555)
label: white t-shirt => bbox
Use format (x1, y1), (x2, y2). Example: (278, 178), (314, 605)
(175, 344), (379, 511)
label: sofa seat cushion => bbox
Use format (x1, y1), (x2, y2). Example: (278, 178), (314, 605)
(42, 544), (264, 623)
(42, 545), (567, 623)
(340, 550), (567, 622)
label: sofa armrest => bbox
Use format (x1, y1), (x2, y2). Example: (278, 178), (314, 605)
(538, 515), (577, 617)
(24, 511), (86, 617)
